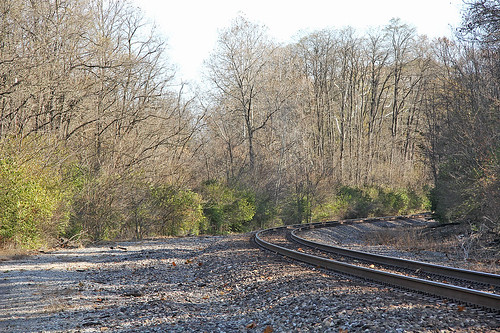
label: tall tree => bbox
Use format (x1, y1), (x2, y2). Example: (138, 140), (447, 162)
(205, 16), (277, 174)
(430, 0), (499, 230)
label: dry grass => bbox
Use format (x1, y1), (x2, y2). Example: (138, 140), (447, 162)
(0, 246), (35, 262)
(363, 224), (500, 274)
(363, 227), (454, 253)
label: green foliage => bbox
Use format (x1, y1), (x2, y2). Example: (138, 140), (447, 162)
(151, 185), (206, 236)
(69, 173), (209, 241)
(200, 180), (256, 234)
(0, 153), (72, 249)
(282, 193), (312, 225)
(312, 199), (347, 222)
(339, 186), (373, 218)
(63, 163), (89, 193)
(251, 194), (279, 229)
(312, 185), (431, 221)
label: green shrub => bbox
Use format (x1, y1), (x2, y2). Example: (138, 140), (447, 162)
(281, 193), (313, 225)
(151, 185), (206, 236)
(339, 186), (373, 218)
(200, 180), (255, 234)
(251, 193), (279, 229)
(311, 185), (430, 221)
(312, 196), (348, 221)
(0, 155), (71, 248)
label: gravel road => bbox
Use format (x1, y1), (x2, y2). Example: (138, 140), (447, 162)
(1, 232), (499, 332)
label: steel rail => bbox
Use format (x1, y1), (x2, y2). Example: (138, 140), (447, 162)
(291, 225), (500, 287)
(255, 224), (500, 311)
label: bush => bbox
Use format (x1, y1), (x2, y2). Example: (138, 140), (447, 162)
(200, 180), (255, 234)
(0, 153), (72, 249)
(312, 185), (430, 221)
(252, 193), (279, 229)
(70, 173), (123, 241)
(280, 192), (313, 225)
(151, 185), (206, 236)
(432, 147), (500, 231)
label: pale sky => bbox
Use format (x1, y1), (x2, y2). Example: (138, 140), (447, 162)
(132, 0), (465, 83)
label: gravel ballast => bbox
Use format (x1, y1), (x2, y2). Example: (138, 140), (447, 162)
(1, 233), (499, 332)
(301, 218), (500, 274)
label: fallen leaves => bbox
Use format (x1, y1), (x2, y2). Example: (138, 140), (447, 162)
(169, 259), (203, 267)
(11, 233), (496, 333)
(246, 322), (257, 329)
(244, 323), (273, 332)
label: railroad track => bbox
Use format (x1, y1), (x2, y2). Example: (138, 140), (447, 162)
(255, 214), (500, 311)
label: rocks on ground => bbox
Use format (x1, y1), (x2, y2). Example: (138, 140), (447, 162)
(0, 233), (499, 332)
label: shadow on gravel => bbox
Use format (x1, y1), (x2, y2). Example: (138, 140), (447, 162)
(1, 236), (499, 332)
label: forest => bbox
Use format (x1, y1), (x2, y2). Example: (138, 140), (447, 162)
(0, 0), (498, 249)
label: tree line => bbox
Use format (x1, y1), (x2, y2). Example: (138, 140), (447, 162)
(0, 0), (498, 248)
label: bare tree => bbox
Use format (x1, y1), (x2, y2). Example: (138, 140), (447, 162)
(205, 16), (278, 174)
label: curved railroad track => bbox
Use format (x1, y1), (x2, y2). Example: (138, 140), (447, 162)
(255, 214), (500, 312)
